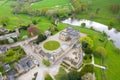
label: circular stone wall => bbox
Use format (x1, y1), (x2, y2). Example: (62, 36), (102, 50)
(43, 40), (60, 51)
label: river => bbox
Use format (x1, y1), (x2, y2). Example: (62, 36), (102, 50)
(62, 18), (120, 49)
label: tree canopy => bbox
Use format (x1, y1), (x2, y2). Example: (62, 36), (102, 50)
(80, 36), (94, 48)
(27, 25), (40, 36)
(94, 46), (106, 58)
(79, 36), (94, 54)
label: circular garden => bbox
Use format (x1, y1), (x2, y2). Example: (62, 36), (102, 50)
(43, 40), (60, 51)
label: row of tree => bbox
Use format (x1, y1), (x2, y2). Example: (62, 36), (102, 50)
(57, 64), (94, 80)
(79, 36), (107, 59)
(69, 0), (88, 13)
(11, 0), (71, 19)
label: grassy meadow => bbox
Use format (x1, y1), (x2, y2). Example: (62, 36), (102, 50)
(76, 0), (120, 30)
(31, 0), (70, 9)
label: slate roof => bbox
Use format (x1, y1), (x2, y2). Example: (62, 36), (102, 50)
(66, 27), (79, 37)
(14, 56), (35, 73)
(0, 46), (7, 54)
(4, 64), (11, 72)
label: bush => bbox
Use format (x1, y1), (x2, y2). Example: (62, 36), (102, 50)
(0, 39), (9, 45)
(42, 59), (50, 67)
(90, 26), (94, 30)
(109, 21), (114, 27)
(94, 46), (106, 58)
(81, 23), (86, 27)
(116, 13), (120, 23)
(45, 74), (53, 80)
(89, 13), (95, 19)
(114, 48), (120, 54)
(80, 64), (94, 76)
(36, 34), (47, 44)
(83, 54), (92, 63)
(110, 4), (120, 13)
(27, 25), (40, 36)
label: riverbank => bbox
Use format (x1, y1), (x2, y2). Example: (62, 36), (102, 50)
(62, 18), (120, 49)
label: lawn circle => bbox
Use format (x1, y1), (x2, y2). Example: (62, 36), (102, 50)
(43, 40), (60, 51)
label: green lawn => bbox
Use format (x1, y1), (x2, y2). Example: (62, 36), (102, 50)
(76, 0), (120, 30)
(0, 0), (68, 31)
(43, 40), (60, 51)
(0, 0), (42, 30)
(31, 0), (70, 9)
(72, 26), (120, 80)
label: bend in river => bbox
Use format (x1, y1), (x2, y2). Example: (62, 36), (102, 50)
(62, 18), (120, 49)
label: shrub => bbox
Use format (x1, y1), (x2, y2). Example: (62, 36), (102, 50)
(90, 26), (94, 30)
(45, 73), (53, 80)
(110, 4), (120, 13)
(42, 59), (50, 67)
(109, 21), (114, 27)
(81, 23), (86, 27)
(116, 13), (120, 23)
(36, 34), (47, 44)
(94, 46), (106, 58)
(89, 13), (95, 19)
(80, 64), (94, 76)
(27, 25), (40, 36)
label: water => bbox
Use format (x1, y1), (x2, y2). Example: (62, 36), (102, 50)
(62, 18), (120, 49)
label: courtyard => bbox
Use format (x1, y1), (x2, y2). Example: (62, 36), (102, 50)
(43, 40), (60, 51)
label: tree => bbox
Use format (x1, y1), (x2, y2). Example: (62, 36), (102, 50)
(96, 8), (100, 14)
(114, 48), (120, 54)
(110, 4), (120, 13)
(6, 49), (15, 57)
(81, 23), (86, 27)
(80, 36), (93, 48)
(69, 0), (88, 13)
(94, 46), (106, 58)
(49, 24), (58, 32)
(55, 67), (68, 80)
(79, 36), (93, 54)
(56, 70), (81, 80)
(116, 13), (120, 23)
(68, 70), (81, 80)
(36, 34), (47, 44)
(27, 25), (40, 36)
(80, 64), (94, 76)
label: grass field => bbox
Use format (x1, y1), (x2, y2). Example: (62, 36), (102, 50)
(43, 40), (60, 51)
(72, 26), (120, 80)
(31, 0), (70, 9)
(0, 0), (33, 30)
(76, 0), (120, 30)
(0, 0), (67, 31)
(0, 0), (120, 30)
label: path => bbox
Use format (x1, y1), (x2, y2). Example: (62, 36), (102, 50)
(93, 64), (106, 69)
